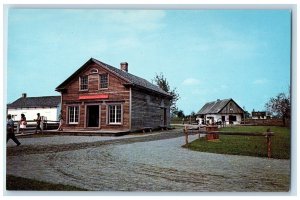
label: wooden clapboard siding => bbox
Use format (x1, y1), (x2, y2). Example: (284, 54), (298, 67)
(219, 99), (244, 114)
(57, 58), (172, 132)
(131, 88), (170, 130)
(61, 62), (130, 130)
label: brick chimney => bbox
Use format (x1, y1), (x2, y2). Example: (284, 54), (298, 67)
(22, 93), (27, 98)
(120, 62), (128, 72)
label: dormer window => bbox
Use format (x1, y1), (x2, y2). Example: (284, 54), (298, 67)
(79, 75), (88, 91)
(100, 73), (108, 89)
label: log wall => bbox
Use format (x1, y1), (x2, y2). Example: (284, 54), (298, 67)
(131, 88), (171, 131)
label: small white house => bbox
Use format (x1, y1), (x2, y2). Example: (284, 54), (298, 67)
(251, 111), (272, 119)
(196, 98), (244, 125)
(7, 93), (61, 121)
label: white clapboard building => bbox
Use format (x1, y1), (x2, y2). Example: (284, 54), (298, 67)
(196, 98), (244, 125)
(7, 93), (61, 121)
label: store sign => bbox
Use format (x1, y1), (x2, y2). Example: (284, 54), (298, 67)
(79, 94), (109, 100)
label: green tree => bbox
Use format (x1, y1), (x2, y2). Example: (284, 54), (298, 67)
(177, 110), (185, 118)
(265, 89), (291, 126)
(153, 73), (180, 115)
(243, 106), (250, 119)
(190, 111), (196, 117)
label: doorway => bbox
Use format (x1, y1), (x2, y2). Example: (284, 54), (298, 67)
(87, 105), (99, 127)
(229, 115), (237, 124)
(163, 108), (167, 126)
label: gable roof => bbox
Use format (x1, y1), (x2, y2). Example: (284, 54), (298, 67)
(7, 96), (61, 109)
(197, 98), (243, 115)
(56, 58), (172, 98)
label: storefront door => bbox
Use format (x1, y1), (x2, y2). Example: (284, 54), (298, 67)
(87, 105), (100, 127)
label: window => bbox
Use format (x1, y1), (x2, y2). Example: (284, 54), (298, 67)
(222, 116), (225, 122)
(80, 75), (88, 91)
(108, 104), (122, 124)
(90, 68), (98, 74)
(68, 106), (79, 124)
(100, 73), (108, 89)
(229, 115), (237, 124)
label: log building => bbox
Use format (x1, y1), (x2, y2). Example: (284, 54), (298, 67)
(55, 58), (172, 133)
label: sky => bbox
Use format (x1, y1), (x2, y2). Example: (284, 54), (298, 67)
(5, 8), (291, 115)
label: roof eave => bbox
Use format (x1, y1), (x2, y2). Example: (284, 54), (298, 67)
(55, 58), (95, 91)
(125, 83), (172, 99)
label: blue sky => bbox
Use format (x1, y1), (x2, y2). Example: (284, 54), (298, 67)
(6, 8), (291, 114)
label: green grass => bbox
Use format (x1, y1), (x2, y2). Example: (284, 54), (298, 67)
(6, 175), (87, 191)
(184, 126), (290, 159)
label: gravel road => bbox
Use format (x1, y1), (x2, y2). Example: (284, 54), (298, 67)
(6, 129), (290, 192)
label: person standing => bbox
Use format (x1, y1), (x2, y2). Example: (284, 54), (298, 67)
(7, 114), (21, 146)
(57, 111), (64, 131)
(34, 113), (43, 134)
(19, 114), (27, 134)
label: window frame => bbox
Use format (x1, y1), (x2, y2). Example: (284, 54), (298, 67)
(107, 104), (123, 125)
(99, 73), (109, 89)
(68, 105), (80, 124)
(79, 75), (89, 91)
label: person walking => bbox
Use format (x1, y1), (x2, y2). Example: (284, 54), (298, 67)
(57, 111), (64, 131)
(34, 113), (43, 134)
(19, 114), (27, 135)
(7, 114), (21, 146)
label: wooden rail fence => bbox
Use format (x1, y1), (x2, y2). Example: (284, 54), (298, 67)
(13, 120), (60, 134)
(183, 125), (274, 158)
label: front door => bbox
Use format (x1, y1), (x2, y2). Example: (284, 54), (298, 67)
(87, 105), (99, 127)
(160, 108), (167, 126)
(163, 108), (167, 126)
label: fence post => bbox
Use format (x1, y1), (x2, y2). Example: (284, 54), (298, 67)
(41, 120), (44, 132)
(184, 126), (188, 145)
(16, 123), (20, 134)
(266, 129), (272, 158)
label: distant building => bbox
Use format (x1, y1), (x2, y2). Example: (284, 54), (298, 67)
(7, 93), (61, 121)
(252, 111), (271, 119)
(196, 98), (244, 125)
(55, 58), (172, 132)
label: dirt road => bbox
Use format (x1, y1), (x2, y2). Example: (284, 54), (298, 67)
(6, 129), (290, 192)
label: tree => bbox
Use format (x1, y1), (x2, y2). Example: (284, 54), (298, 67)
(153, 73), (180, 115)
(190, 111), (196, 117)
(177, 110), (185, 118)
(265, 89), (291, 126)
(243, 106), (250, 119)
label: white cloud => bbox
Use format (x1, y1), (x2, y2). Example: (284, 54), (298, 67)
(113, 37), (141, 49)
(182, 78), (201, 86)
(221, 84), (228, 89)
(103, 10), (166, 32)
(253, 79), (268, 85)
(184, 24), (262, 60)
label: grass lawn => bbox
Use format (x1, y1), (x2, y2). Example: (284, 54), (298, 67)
(184, 126), (290, 159)
(6, 175), (87, 191)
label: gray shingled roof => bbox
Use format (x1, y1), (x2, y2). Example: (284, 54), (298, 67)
(8, 96), (61, 108)
(197, 99), (232, 114)
(56, 58), (172, 98)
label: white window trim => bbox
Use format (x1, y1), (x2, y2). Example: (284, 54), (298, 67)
(107, 104), (123, 125)
(68, 105), (80, 124)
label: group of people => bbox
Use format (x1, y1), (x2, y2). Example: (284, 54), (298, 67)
(7, 112), (64, 146)
(6, 113), (44, 146)
(6, 113), (64, 146)
(18, 113), (43, 134)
